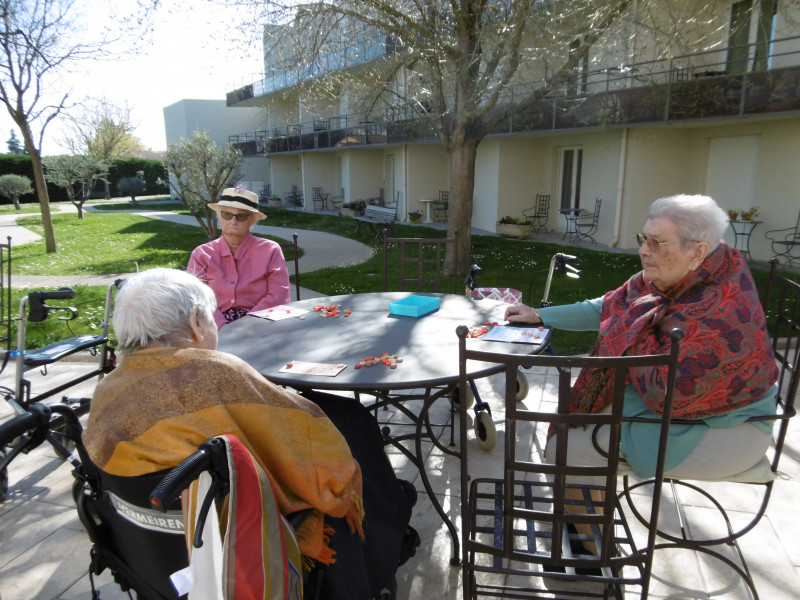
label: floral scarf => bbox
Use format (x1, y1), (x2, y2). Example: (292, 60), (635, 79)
(570, 241), (778, 419)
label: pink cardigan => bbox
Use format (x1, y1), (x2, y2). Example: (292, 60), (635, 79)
(188, 234), (291, 328)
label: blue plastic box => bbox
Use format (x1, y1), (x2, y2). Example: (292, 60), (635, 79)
(389, 295), (441, 317)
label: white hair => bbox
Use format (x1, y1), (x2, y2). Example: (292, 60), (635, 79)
(647, 194), (729, 250)
(112, 268), (216, 355)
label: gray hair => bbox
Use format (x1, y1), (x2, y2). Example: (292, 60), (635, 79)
(647, 194), (728, 250)
(112, 268), (217, 355)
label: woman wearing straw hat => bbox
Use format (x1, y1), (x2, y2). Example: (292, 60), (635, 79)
(188, 185), (291, 328)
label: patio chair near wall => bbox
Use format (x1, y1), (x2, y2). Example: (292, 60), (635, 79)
(433, 191), (449, 222)
(765, 209), (800, 266)
(312, 187), (329, 211)
(523, 193), (550, 233)
(574, 198), (602, 244)
(329, 187), (345, 210)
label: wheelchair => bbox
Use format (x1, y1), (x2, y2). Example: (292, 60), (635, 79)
(0, 402), (310, 600)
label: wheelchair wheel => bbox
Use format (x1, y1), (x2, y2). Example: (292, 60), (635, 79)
(516, 369), (529, 402)
(474, 411), (497, 451)
(452, 384), (475, 410)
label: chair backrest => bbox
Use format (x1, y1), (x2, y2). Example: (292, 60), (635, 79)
(279, 233), (301, 301)
(760, 258), (800, 472)
(313, 186), (323, 199)
(456, 326), (683, 596)
(73, 436), (189, 599)
(382, 229), (459, 293)
(438, 190), (449, 204)
(535, 193), (550, 215)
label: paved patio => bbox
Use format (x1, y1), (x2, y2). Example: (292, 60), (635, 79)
(1, 354), (798, 600)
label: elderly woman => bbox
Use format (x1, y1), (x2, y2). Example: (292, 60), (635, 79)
(506, 194), (778, 483)
(188, 185), (291, 328)
(85, 268), (415, 600)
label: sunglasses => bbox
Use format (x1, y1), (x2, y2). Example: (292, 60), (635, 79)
(636, 232), (680, 253)
(220, 211), (251, 222)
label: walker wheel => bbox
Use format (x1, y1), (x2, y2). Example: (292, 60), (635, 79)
(452, 385), (475, 410)
(474, 411), (497, 451)
(516, 369), (529, 402)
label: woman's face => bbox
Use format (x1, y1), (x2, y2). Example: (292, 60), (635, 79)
(218, 208), (254, 241)
(638, 217), (706, 292)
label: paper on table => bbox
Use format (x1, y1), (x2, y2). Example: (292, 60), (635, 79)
(278, 361), (347, 377)
(250, 305), (309, 320)
(482, 325), (546, 345)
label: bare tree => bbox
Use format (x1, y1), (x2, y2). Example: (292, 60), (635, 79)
(68, 97), (145, 161)
(0, 0), (124, 251)
(162, 129), (242, 240)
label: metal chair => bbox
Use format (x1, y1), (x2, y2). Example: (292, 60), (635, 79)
(259, 183), (271, 203)
(382, 229), (459, 293)
(523, 193), (551, 233)
(329, 187), (345, 209)
(278, 232), (301, 301)
(312, 186), (329, 211)
(765, 209), (800, 266)
(574, 197), (602, 244)
(621, 257), (799, 600)
(457, 326), (683, 599)
(433, 190), (449, 222)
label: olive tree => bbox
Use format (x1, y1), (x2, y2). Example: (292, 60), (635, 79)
(43, 154), (109, 219)
(162, 129), (242, 240)
(115, 171), (146, 206)
(0, 173), (32, 209)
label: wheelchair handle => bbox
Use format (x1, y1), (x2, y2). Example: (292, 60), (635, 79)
(29, 288), (76, 302)
(0, 403), (51, 446)
(149, 437), (228, 511)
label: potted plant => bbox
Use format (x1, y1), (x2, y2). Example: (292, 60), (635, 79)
(269, 196), (282, 208)
(341, 199), (366, 217)
(740, 206), (760, 221)
(408, 210), (423, 223)
(496, 215), (533, 239)
(727, 209), (740, 221)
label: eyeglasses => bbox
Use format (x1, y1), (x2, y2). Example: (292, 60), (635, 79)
(636, 232), (680, 253)
(220, 211), (250, 222)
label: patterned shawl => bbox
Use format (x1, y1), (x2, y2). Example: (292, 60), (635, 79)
(570, 241), (778, 419)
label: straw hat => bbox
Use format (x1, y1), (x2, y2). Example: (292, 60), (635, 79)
(208, 185), (266, 220)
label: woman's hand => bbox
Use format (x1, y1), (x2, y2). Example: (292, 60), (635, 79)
(504, 304), (543, 324)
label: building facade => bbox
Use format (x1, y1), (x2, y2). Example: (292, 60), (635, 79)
(164, 1), (800, 262)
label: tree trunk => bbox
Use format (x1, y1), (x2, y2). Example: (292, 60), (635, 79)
(18, 121), (57, 252)
(446, 137), (480, 275)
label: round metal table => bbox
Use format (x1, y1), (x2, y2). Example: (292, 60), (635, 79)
(217, 292), (552, 564)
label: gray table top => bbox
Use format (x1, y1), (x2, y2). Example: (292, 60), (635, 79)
(217, 292), (550, 391)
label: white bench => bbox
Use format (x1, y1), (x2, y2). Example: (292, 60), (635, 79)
(354, 205), (398, 241)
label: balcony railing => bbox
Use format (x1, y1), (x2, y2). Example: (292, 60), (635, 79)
(229, 34), (800, 156)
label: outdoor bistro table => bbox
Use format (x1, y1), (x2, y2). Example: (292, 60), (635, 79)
(217, 291), (552, 564)
(729, 219), (762, 261)
(559, 207), (585, 240)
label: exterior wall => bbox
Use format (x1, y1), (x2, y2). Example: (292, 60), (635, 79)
(163, 99), (268, 197)
(405, 145), (449, 221)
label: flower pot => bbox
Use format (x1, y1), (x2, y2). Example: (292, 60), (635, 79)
(268, 199), (282, 208)
(496, 223), (533, 239)
(341, 207), (360, 217)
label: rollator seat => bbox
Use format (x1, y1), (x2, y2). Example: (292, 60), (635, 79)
(22, 334), (107, 367)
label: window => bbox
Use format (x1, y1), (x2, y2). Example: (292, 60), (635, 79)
(726, 0), (779, 74)
(559, 147), (583, 211)
(566, 39), (589, 98)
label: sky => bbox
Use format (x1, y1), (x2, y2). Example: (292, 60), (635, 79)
(1, 0), (264, 154)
